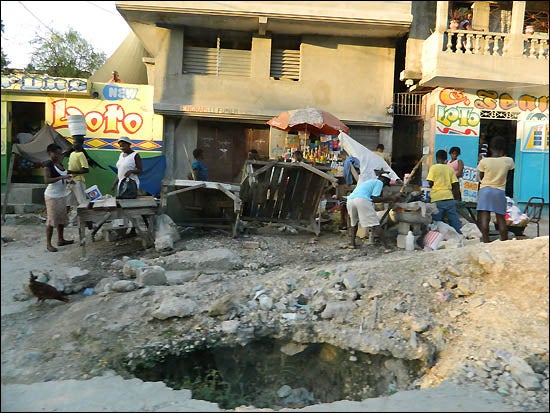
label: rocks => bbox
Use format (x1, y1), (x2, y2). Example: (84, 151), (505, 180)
(136, 266), (167, 286)
(123, 260), (148, 278)
(1, 218), (548, 412)
(151, 297), (197, 320)
(446, 349), (549, 410)
(508, 356), (543, 390)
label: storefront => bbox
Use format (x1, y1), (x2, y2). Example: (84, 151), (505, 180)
(1, 72), (163, 195)
(425, 87), (548, 203)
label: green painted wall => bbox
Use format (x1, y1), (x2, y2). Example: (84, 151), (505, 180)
(1, 149), (163, 196)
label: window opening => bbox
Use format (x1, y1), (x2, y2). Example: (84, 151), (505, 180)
(270, 35), (301, 81)
(183, 28), (251, 77)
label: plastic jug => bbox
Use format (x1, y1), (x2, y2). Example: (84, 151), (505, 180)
(405, 230), (415, 251)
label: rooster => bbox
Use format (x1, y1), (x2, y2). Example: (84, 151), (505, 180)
(29, 272), (69, 304)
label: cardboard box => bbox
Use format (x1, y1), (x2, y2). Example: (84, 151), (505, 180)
(85, 185), (102, 201)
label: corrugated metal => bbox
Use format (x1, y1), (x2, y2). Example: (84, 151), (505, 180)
(270, 49), (300, 80)
(348, 126), (380, 150)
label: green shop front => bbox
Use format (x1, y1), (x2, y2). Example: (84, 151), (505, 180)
(1, 73), (163, 199)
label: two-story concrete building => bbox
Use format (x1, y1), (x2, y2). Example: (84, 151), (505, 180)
(400, 1), (548, 203)
(4, 2), (546, 212)
(114, 1), (414, 183)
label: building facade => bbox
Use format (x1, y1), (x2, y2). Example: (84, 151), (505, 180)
(1, 73), (163, 196)
(401, 1), (549, 203)
(115, 1), (413, 183)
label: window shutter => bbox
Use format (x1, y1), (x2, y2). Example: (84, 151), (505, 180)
(183, 46), (251, 77)
(270, 49), (300, 80)
(219, 49), (251, 77)
(183, 46), (218, 75)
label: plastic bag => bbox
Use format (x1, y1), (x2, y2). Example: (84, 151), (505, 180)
(423, 230), (444, 250)
(154, 214), (180, 252)
(118, 177), (137, 199)
(461, 222), (482, 239)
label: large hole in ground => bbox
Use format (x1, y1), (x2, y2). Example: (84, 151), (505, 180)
(127, 339), (424, 410)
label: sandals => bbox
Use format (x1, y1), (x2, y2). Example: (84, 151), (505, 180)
(346, 244), (358, 249)
(47, 246), (58, 252)
(383, 248), (395, 254)
(58, 240), (75, 246)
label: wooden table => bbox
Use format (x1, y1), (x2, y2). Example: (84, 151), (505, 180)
(77, 196), (159, 255)
(160, 180), (242, 237)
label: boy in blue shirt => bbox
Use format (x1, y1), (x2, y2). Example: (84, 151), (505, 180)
(190, 148), (208, 181)
(346, 173), (399, 252)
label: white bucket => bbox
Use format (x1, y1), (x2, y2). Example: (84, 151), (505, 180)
(68, 115), (87, 136)
(85, 185), (102, 201)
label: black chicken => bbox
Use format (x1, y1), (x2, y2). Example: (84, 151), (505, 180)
(29, 272), (69, 304)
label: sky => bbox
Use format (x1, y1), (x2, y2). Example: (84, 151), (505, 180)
(1, 1), (131, 68)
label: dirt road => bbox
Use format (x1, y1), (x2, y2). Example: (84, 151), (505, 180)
(1, 213), (548, 411)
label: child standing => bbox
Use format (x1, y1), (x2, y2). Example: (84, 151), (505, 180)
(190, 148), (208, 181)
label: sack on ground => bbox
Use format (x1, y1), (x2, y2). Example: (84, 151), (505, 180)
(154, 214), (180, 251)
(462, 222), (482, 239)
(118, 178), (138, 199)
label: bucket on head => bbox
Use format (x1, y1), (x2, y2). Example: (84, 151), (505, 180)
(85, 185), (102, 201)
(68, 115), (87, 136)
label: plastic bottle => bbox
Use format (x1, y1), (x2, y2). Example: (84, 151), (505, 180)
(405, 230), (415, 251)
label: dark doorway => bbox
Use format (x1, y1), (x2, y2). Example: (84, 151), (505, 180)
(197, 121), (269, 184)
(479, 119), (517, 197)
(11, 102), (46, 183)
(391, 116), (424, 185)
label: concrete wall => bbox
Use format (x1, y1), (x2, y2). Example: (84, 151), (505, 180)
(402, 1), (436, 80)
(153, 32), (396, 126)
(116, 1), (413, 185)
(117, 1), (413, 29)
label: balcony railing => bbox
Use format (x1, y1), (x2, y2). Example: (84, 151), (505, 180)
(443, 29), (548, 59)
(524, 34), (549, 59)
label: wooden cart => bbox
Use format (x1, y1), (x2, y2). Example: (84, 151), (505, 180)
(239, 160), (338, 235)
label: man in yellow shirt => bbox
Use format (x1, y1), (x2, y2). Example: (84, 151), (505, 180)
(426, 149), (462, 234)
(67, 137), (90, 226)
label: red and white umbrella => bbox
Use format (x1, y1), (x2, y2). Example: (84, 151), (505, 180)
(267, 108), (350, 136)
